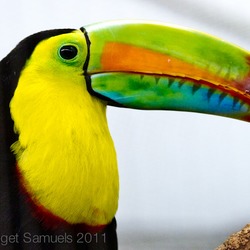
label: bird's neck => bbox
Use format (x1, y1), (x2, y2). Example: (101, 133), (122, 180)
(10, 75), (119, 227)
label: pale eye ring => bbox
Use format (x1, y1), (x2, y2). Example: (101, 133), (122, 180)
(59, 45), (78, 60)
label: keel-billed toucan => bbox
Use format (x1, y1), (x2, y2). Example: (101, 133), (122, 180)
(1, 20), (250, 249)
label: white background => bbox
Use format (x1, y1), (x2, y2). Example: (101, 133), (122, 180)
(1, 0), (250, 248)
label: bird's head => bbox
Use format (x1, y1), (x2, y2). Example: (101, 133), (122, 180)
(3, 20), (250, 129)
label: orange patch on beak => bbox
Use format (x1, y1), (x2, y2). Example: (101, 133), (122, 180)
(100, 42), (227, 86)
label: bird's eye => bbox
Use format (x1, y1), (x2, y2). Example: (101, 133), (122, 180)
(59, 45), (78, 60)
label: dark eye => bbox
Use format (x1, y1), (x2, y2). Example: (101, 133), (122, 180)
(59, 45), (78, 60)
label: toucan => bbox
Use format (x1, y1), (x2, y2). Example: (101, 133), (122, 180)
(0, 20), (250, 250)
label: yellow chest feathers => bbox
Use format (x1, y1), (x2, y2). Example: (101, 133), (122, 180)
(10, 60), (119, 226)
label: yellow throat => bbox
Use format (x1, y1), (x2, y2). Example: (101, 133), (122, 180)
(9, 31), (119, 227)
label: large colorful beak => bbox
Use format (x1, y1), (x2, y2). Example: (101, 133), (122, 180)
(82, 20), (250, 122)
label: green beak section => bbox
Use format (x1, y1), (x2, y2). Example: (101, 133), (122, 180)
(83, 20), (250, 122)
